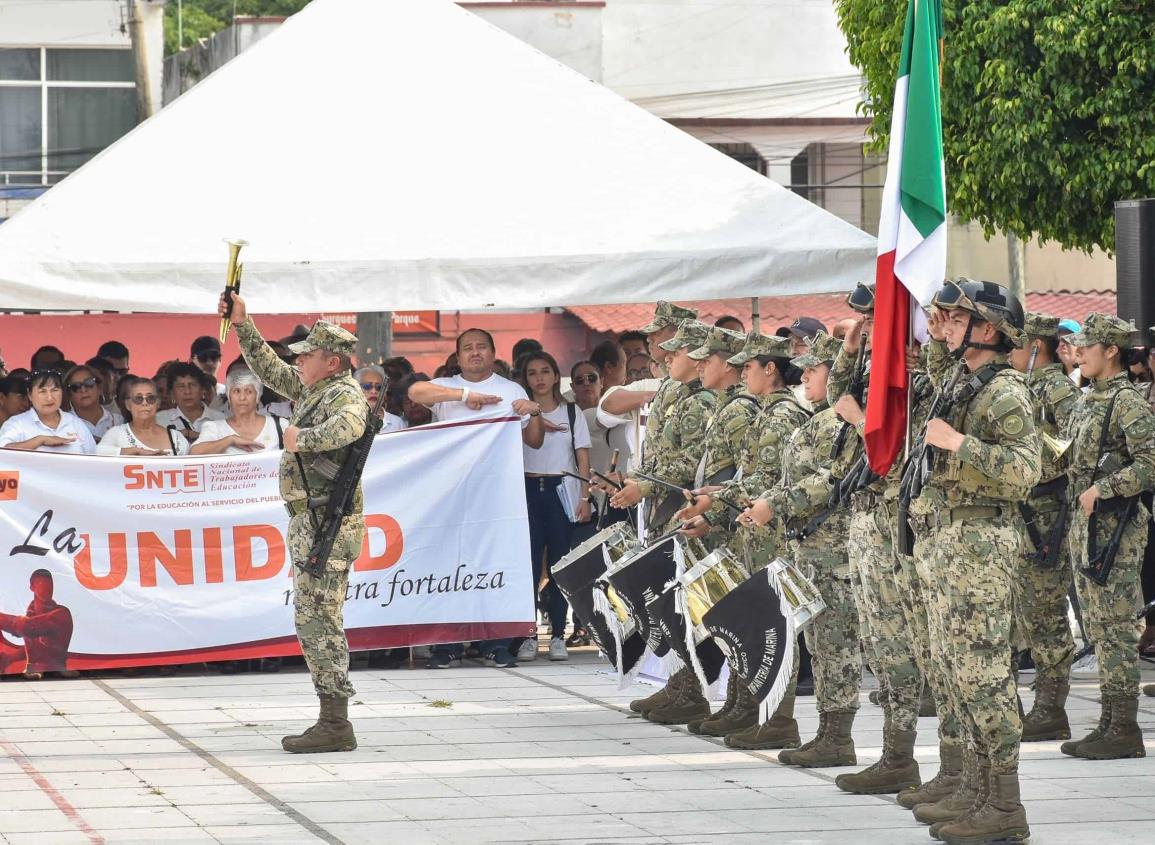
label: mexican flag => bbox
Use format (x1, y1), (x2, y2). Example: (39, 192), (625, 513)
(863, 0), (947, 476)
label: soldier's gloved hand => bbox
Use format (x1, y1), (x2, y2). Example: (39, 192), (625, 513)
(283, 425), (300, 453)
(739, 499), (773, 528)
(676, 494), (712, 522)
(678, 516), (710, 538)
(610, 479), (643, 509)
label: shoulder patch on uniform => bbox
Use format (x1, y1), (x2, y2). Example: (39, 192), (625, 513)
(1001, 414), (1025, 436)
(989, 389), (1028, 420)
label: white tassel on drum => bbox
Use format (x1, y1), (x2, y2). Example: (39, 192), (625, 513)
(757, 569), (798, 723)
(674, 581), (710, 695)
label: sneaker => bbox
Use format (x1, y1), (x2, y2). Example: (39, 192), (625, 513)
(516, 639), (539, 662)
(426, 652), (461, 670)
(549, 637), (568, 661)
(484, 647), (517, 668)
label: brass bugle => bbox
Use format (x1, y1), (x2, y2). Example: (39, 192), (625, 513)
(219, 238), (249, 343)
(1040, 430), (1072, 458)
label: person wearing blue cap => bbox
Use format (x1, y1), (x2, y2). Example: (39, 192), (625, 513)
(1056, 319), (1083, 386)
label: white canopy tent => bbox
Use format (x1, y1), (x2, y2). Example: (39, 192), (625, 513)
(0, 0), (875, 313)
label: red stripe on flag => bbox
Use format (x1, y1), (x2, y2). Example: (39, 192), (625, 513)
(864, 250), (910, 476)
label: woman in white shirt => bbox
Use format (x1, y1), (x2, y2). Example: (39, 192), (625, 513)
(98, 378), (190, 456)
(64, 365), (116, 441)
(515, 352), (593, 663)
(0, 370), (97, 455)
(191, 369), (283, 455)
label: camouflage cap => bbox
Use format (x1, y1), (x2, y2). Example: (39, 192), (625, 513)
(1066, 312), (1136, 349)
(1013, 312), (1060, 348)
(287, 320), (358, 356)
(639, 301), (698, 334)
(792, 331), (842, 368)
(658, 319), (711, 352)
(727, 331), (794, 366)
(687, 326), (746, 361)
(1022, 311), (1060, 338)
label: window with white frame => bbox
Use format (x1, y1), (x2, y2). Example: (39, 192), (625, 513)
(0, 47), (136, 186)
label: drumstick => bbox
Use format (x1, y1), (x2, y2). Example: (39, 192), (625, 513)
(563, 470), (592, 484)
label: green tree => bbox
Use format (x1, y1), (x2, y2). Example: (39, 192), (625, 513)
(834, 0), (1155, 252)
(165, 1), (312, 56)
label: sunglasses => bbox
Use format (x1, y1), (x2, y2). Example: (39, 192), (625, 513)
(360, 382), (383, 391)
(572, 374), (599, 385)
(130, 394), (159, 406)
(67, 377), (101, 392)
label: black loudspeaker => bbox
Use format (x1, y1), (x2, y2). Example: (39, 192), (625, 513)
(1115, 199), (1155, 338)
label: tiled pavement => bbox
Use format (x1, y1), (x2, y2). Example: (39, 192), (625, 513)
(0, 653), (1152, 844)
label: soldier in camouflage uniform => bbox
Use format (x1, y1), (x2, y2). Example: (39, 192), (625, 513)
(1060, 312), (1155, 761)
(1006, 312), (1079, 742)
(904, 279), (1039, 845)
(741, 332), (862, 767)
(221, 294), (369, 754)
(612, 319), (716, 725)
(823, 299), (932, 798)
(610, 302), (696, 717)
(679, 333), (810, 750)
(671, 326), (763, 736)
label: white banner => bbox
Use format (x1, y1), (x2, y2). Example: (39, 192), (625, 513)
(0, 418), (534, 673)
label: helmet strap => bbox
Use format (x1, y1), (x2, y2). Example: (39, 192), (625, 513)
(953, 314), (1002, 357)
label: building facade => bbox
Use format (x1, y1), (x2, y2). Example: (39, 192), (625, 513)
(0, 0), (166, 220)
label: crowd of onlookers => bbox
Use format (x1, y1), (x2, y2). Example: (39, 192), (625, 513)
(3, 310), (1154, 679)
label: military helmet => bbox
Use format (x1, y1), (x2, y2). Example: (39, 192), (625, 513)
(932, 278), (1025, 340)
(846, 282), (876, 315)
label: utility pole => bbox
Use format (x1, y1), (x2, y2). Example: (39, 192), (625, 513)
(356, 312), (393, 366)
(1007, 231), (1026, 304)
(126, 0), (154, 120)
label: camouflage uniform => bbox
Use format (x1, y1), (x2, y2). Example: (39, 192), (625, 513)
(1011, 315), (1079, 701)
(907, 354), (1040, 777)
(237, 318), (368, 700)
(634, 321), (716, 529)
(1064, 315), (1155, 707)
(686, 327), (760, 548)
(761, 333), (860, 716)
(636, 301), (698, 475)
(706, 333), (809, 570)
(826, 344), (929, 741)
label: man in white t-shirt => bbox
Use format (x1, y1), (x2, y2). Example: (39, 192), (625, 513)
(409, 328), (545, 669)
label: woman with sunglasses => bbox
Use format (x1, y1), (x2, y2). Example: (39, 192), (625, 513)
(63, 365), (115, 441)
(97, 378), (190, 456)
(354, 365), (406, 432)
(0, 371), (97, 454)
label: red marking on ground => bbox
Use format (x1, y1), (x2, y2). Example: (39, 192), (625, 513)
(0, 738), (105, 844)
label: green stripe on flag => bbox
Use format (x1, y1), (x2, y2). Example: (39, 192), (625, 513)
(898, 0), (946, 239)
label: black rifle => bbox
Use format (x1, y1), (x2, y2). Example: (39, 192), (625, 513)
(789, 452), (880, 542)
(1018, 476), (1069, 569)
(831, 334), (868, 459)
(302, 383), (389, 577)
(896, 361), (968, 556)
(1081, 390), (1139, 587)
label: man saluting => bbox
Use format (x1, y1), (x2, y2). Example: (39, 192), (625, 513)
(218, 292), (368, 754)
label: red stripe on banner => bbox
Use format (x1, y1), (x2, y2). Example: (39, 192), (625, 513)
(26, 622), (535, 672)
(864, 250), (911, 476)
(0, 739), (106, 844)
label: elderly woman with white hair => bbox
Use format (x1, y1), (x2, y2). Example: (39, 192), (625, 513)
(190, 368), (285, 455)
(354, 364), (406, 433)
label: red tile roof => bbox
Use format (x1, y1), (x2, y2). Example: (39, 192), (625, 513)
(566, 290), (1117, 335)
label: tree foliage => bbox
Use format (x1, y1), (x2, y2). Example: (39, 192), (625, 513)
(164, 1), (312, 55)
(834, 0), (1155, 252)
